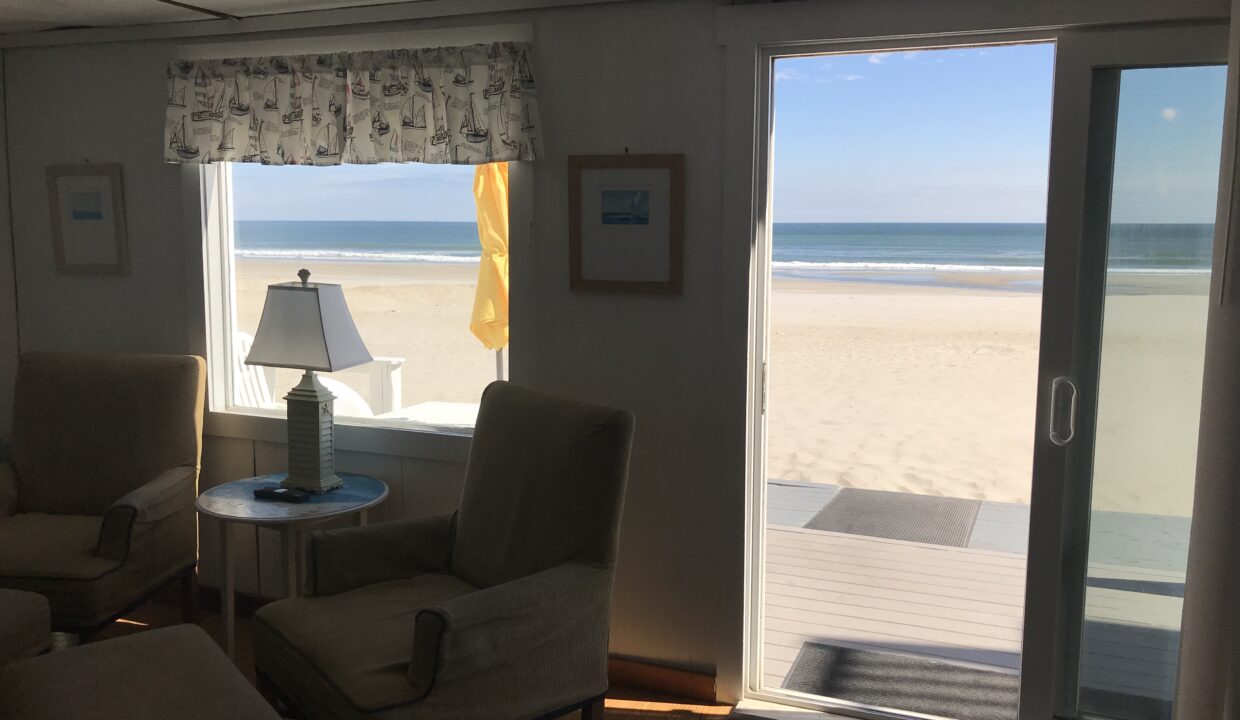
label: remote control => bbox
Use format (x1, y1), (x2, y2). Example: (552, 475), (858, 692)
(253, 487), (311, 503)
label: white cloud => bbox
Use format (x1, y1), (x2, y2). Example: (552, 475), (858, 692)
(775, 68), (808, 82)
(1162, 107), (1179, 122)
(868, 54), (885, 65)
(901, 51), (921, 60)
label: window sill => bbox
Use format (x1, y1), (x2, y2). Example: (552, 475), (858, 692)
(205, 409), (472, 464)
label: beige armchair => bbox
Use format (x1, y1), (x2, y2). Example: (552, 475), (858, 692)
(0, 352), (205, 633)
(254, 381), (635, 720)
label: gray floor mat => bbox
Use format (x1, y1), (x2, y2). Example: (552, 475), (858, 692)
(782, 642), (1018, 720)
(804, 488), (981, 547)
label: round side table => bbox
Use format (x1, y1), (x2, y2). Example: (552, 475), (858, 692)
(195, 473), (388, 658)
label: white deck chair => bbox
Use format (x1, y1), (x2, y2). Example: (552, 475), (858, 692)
(231, 332), (376, 418)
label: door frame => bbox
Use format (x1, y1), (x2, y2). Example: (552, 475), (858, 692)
(734, 19), (1229, 720)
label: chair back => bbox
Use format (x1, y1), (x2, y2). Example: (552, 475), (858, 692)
(452, 382), (635, 589)
(11, 352), (205, 515)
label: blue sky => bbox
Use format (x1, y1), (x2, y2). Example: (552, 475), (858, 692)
(772, 44), (1057, 223)
(235, 42), (1225, 224)
(772, 43), (1225, 223)
(233, 162), (476, 222)
(1110, 65), (1227, 224)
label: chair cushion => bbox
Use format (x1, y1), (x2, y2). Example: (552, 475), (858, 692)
(0, 624), (279, 720)
(0, 512), (167, 630)
(0, 514), (115, 579)
(0, 589), (49, 665)
(255, 573), (477, 717)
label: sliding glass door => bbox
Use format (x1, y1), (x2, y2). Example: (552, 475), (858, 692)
(1038, 35), (1228, 720)
(748, 21), (1228, 720)
(759, 39), (1053, 720)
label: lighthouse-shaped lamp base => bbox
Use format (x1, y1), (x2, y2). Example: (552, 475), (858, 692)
(282, 370), (344, 494)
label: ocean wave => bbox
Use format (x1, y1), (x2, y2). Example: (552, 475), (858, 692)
(771, 260), (1210, 274)
(772, 260), (1042, 273)
(236, 249), (480, 264)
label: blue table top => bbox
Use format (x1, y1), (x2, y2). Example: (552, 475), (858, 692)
(195, 473), (388, 525)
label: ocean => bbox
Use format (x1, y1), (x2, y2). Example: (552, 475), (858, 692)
(234, 221), (1215, 274)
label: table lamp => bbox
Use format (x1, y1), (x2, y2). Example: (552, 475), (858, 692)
(245, 269), (372, 493)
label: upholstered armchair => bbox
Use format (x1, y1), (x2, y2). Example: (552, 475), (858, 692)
(0, 352), (206, 632)
(255, 381), (636, 720)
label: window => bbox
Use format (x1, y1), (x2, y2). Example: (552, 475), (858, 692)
(202, 162), (507, 432)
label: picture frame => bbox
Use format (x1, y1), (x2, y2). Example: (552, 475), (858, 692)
(46, 163), (129, 275)
(569, 154), (684, 294)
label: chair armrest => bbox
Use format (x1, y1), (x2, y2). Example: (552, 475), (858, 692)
(307, 513), (455, 597)
(407, 561), (612, 698)
(0, 463), (17, 519)
(95, 465), (197, 562)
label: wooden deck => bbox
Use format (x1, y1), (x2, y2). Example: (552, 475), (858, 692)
(762, 513), (1185, 713)
(762, 525), (1026, 690)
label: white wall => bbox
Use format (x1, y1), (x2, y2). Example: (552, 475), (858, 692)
(519, 0), (745, 675)
(0, 0), (743, 682)
(0, 53), (16, 438)
(5, 41), (191, 355)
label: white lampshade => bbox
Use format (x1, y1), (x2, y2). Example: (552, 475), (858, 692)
(245, 275), (372, 372)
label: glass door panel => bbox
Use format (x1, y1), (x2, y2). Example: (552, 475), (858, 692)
(1077, 65), (1226, 720)
(761, 41), (1055, 720)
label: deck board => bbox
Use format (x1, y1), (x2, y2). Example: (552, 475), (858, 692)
(764, 525), (1026, 684)
(762, 525), (1182, 705)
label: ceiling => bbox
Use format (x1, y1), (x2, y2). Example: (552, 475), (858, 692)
(0, 0), (434, 35)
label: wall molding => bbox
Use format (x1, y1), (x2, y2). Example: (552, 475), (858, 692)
(607, 656), (717, 703)
(0, 0), (628, 49)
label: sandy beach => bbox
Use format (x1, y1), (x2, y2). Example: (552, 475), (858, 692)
(767, 271), (1209, 516)
(237, 258), (1207, 516)
(235, 259), (502, 413)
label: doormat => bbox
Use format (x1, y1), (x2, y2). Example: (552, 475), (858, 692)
(804, 488), (981, 547)
(782, 642), (1018, 720)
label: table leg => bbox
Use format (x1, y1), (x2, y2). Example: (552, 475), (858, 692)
(220, 521), (235, 660)
(282, 527), (299, 598)
(295, 527), (306, 596)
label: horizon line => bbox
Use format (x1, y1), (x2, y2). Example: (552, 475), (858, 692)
(235, 218), (1216, 225)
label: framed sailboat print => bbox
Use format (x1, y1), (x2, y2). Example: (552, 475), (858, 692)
(46, 163), (129, 275)
(569, 154), (684, 294)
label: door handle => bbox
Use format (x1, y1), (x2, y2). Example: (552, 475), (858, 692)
(1049, 376), (1078, 446)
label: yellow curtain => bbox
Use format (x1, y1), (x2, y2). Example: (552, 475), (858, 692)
(470, 163), (510, 350)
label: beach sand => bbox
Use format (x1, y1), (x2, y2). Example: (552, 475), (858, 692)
(767, 271), (1209, 516)
(235, 259), (502, 412)
(237, 259), (1207, 516)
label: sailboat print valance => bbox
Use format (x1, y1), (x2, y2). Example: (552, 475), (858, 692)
(164, 43), (541, 166)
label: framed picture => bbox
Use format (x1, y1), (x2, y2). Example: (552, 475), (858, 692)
(569, 154), (684, 294)
(46, 163), (129, 275)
